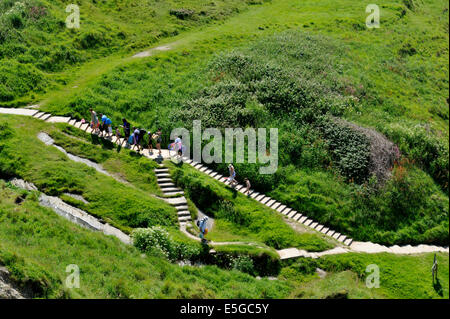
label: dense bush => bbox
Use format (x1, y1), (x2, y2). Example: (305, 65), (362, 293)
(210, 245), (281, 277)
(383, 121), (449, 193)
(132, 226), (201, 261)
(0, 59), (47, 102)
(319, 117), (371, 183)
(169, 8), (195, 20)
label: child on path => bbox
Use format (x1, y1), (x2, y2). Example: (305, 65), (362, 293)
(244, 178), (251, 196)
(115, 127), (121, 141)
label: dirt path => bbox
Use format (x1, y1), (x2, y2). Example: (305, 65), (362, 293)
(132, 44), (174, 58)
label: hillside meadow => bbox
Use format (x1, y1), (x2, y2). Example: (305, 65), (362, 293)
(0, 0), (448, 299)
(35, 0), (448, 246)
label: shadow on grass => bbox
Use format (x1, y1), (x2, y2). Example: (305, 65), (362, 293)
(90, 134), (115, 151)
(433, 278), (443, 297)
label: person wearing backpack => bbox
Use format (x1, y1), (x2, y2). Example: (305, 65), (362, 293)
(197, 216), (209, 243)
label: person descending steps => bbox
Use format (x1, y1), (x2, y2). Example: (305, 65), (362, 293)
(244, 178), (251, 196)
(227, 164), (238, 187)
(90, 109), (99, 134)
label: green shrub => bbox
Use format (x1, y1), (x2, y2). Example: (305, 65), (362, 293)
(132, 226), (201, 262)
(230, 255), (255, 275)
(319, 117), (371, 183)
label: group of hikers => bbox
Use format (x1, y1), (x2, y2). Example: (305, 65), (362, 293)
(89, 109), (168, 156)
(87, 109), (253, 242)
(88, 109), (251, 195)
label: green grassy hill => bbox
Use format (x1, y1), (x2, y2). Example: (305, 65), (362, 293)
(35, 0), (449, 246)
(0, 0), (261, 106)
(0, 0), (448, 299)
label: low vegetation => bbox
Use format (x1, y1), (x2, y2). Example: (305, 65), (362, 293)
(0, 181), (292, 298)
(36, 0), (448, 246)
(168, 161), (334, 252)
(0, 115), (177, 233)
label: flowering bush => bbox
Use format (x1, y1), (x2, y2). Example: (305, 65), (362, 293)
(230, 255), (255, 275)
(132, 226), (172, 258)
(132, 226), (201, 261)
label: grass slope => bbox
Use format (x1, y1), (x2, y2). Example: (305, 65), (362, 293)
(0, 114), (177, 233)
(283, 252), (449, 299)
(36, 0), (449, 246)
(0, 181), (292, 298)
(0, 0), (263, 106)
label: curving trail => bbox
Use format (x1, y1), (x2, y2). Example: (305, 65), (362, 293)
(1, 108), (449, 260)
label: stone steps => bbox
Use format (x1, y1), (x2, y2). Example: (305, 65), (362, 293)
(177, 211), (191, 217)
(158, 183), (176, 188)
(10, 110), (449, 255)
(180, 158), (355, 246)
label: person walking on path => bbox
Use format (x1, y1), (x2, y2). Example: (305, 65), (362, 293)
(147, 131), (154, 155)
(132, 127), (140, 150)
(198, 216), (209, 243)
(138, 128), (147, 152)
(244, 178), (251, 196)
(90, 109), (99, 134)
(155, 128), (162, 156)
(227, 164), (238, 187)
(122, 119), (131, 140)
(98, 114), (106, 137)
(126, 130), (135, 149)
(100, 114), (112, 139)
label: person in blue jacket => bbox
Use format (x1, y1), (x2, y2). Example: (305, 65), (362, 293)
(198, 216), (209, 243)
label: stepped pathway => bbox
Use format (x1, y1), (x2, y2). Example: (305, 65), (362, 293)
(1, 108), (449, 259)
(179, 157), (353, 247)
(155, 165), (192, 226)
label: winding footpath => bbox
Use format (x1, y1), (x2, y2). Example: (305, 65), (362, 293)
(1, 107), (448, 259)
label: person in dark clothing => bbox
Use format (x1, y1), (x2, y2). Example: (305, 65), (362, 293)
(122, 119), (131, 139)
(138, 129), (147, 151)
(155, 128), (162, 155)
